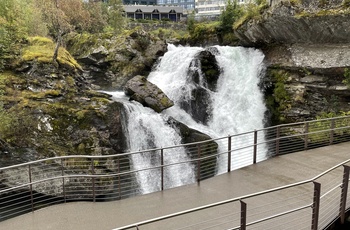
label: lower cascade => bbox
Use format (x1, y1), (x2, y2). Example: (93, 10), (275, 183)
(110, 45), (267, 194)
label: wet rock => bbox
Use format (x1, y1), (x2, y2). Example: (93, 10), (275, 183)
(124, 75), (174, 113)
(167, 117), (218, 180)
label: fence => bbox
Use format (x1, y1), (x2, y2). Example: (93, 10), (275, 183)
(1, 116), (350, 223)
(114, 160), (350, 230)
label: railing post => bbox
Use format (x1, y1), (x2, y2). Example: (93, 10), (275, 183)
(161, 148), (164, 191)
(117, 157), (121, 200)
(330, 119), (335, 145)
(339, 165), (350, 224)
(276, 126), (280, 156)
(28, 165), (34, 212)
(197, 144), (201, 184)
(61, 159), (66, 203)
(311, 182), (321, 230)
(304, 122), (309, 150)
(253, 130), (257, 164)
(228, 136), (231, 172)
(91, 159), (96, 202)
(240, 200), (247, 230)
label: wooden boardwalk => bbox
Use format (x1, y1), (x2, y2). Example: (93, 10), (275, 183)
(1, 142), (350, 230)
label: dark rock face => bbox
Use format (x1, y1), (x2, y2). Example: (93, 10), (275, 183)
(235, 3), (350, 46)
(197, 48), (220, 91)
(124, 75), (174, 113)
(179, 87), (212, 125)
(180, 47), (220, 125)
(167, 117), (218, 180)
(263, 44), (350, 123)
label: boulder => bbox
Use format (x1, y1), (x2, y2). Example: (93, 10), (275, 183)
(167, 117), (218, 180)
(124, 75), (174, 113)
(180, 47), (220, 125)
(197, 48), (220, 91)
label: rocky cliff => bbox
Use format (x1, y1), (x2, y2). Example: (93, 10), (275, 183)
(235, 1), (350, 123)
(66, 28), (167, 90)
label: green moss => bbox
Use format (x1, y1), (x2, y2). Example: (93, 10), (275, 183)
(21, 36), (82, 70)
(0, 71), (25, 91)
(160, 97), (170, 107)
(66, 32), (99, 57)
(295, 6), (350, 18)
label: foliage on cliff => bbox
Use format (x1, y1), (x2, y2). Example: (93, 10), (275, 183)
(0, 32), (128, 160)
(0, 0), (125, 72)
(22, 37), (82, 70)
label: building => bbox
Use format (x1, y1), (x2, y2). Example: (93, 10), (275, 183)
(195, 0), (245, 17)
(157, 0), (195, 10)
(124, 5), (183, 21)
(123, 0), (157, 5)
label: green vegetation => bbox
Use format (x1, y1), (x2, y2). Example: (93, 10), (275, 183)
(342, 68), (350, 87)
(21, 37), (82, 70)
(233, 0), (268, 29)
(265, 70), (291, 124)
(185, 0), (268, 44)
(0, 0), (125, 71)
(188, 19), (220, 43)
(308, 111), (350, 143)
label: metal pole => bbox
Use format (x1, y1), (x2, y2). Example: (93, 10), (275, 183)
(28, 165), (34, 212)
(197, 144), (201, 184)
(339, 165), (350, 224)
(118, 157), (121, 200)
(304, 122), (309, 150)
(240, 200), (247, 230)
(276, 126), (280, 156)
(330, 119), (335, 145)
(253, 130), (257, 164)
(161, 149), (164, 191)
(311, 182), (321, 230)
(228, 136), (232, 172)
(61, 159), (66, 203)
(91, 159), (96, 202)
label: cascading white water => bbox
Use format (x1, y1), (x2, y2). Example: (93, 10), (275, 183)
(149, 45), (267, 174)
(108, 92), (195, 194)
(108, 45), (267, 193)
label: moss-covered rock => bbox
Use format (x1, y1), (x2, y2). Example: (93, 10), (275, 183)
(65, 28), (167, 90)
(124, 75), (174, 113)
(0, 38), (128, 163)
(21, 37), (82, 71)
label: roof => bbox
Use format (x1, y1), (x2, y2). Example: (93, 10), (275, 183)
(124, 5), (184, 14)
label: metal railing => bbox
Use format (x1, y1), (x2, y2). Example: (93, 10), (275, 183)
(114, 160), (350, 230)
(1, 116), (350, 222)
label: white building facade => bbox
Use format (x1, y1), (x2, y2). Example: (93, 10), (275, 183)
(195, 0), (245, 17)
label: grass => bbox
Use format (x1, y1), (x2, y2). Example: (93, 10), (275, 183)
(22, 36), (82, 70)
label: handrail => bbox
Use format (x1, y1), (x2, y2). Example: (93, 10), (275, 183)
(2, 115), (349, 171)
(113, 159), (350, 230)
(1, 115), (350, 225)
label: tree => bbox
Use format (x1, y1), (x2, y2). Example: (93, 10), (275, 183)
(106, 0), (126, 33)
(84, 1), (108, 33)
(219, 0), (242, 34)
(0, 0), (28, 71)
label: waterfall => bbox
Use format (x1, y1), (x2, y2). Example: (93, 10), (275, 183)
(109, 92), (195, 194)
(148, 45), (267, 174)
(108, 45), (267, 193)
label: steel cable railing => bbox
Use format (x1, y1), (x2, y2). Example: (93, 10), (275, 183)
(114, 159), (350, 230)
(1, 116), (350, 224)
